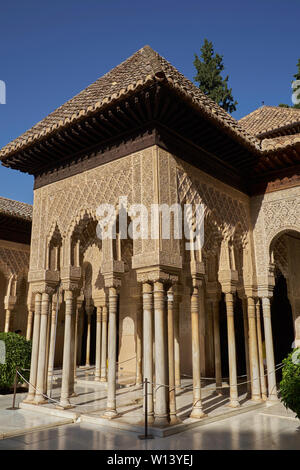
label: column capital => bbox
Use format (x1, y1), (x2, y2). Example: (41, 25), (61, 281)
(136, 266), (179, 285)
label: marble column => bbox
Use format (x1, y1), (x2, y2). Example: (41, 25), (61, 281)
(95, 306), (102, 381)
(34, 292), (51, 404)
(212, 298), (222, 392)
(85, 306), (93, 368)
(142, 282), (154, 422)
(100, 304), (108, 382)
(247, 296), (261, 401)
(225, 292), (240, 407)
(48, 295), (58, 380)
(154, 281), (169, 425)
(256, 298), (267, 400)
(60, 290), (74, 408)
(4, 309), (11, 333)
(23, 292), (42, 403)
(262, 297), (278, 401)
(104, 286), (118, 418)
(241, 297), (251, 397)
(190, 279), (206, 418)
(135, 297), (143, 386)
(69, 300), (76, 397)
(26, 309), (34, 341)
(167, 285), (178, 423)
(174, 291), (181, 389)
(73, 300), (82, 379)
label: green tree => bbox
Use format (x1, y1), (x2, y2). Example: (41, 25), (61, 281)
(292, 58), (300, 109)
(278, 58), (300, 109)
(194, 39), (238, 113)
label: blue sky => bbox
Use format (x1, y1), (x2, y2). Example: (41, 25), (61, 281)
(0, 0), (299, 204)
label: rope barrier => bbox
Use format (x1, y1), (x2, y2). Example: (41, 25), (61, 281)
(16, 370), (61, 406)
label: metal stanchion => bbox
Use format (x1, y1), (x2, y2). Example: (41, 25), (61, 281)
(7, 366), (18, 410)
(138, 378), (153, 440)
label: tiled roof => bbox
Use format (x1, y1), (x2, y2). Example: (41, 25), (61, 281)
(261, 133), (300, 151)
(239, 106), (300, 137)
(0, 197), (32, 220)
(0, 45), (261, 160)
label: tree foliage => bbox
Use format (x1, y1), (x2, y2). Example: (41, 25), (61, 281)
(280, 349), (300, 419)
(194, 39), (238, 113)
(0, 332), (31, 391)
(278, 58), (300, 109)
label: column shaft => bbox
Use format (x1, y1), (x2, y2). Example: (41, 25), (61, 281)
(190, 281), (205, 418)
(174, 293), (181, 388)
(100, 305), (108, 381)
(256, 298), (267, 400)
(212, 299), (222, 391)
(23, 293), (42, 403)
(4, 310), (11, 333)
(247, 297), (261, 400)
(135, 299), (143, 386)
(262, 297), (278, 401)
(26, 310), (34, 340)
(104, 287), (118, 417)
(242, 297), (251, 397)
(142, 282), (154, 422)
(48, 299), (57, 380)
(60, 290), (74, 408)
(167, 286), (178, 423)
(85, 311), (92, 367)
(95, 307), (102, 381)
(154, 281), (169, 425)
(34, 292), (50, 404)
(225, 293), (240, 407)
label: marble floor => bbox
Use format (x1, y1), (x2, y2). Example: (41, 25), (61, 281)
(0, 402), (299, 450)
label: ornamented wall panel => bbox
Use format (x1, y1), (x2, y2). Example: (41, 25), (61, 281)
(251, 186), (300, 287)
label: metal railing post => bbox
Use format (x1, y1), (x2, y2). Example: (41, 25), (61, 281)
(138, 377), (153, 440)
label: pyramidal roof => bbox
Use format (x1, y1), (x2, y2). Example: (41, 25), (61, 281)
(239, 105), (300, 137)
(0, 196), (32, 220)
(0, 45), (261, 160)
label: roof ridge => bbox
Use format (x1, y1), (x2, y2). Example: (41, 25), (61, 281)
(0, 195), (32, 207)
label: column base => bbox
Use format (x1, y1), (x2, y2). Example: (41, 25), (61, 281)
(169, 414), (182, 425)
(100, 377), (107, 382)
(22, 394), (36, 404)
(56, 400), (74, 409)
(103, 408), (118, 419)
(251, 396), (263, 403)
(153, 415), (169, 427)
(33, 395), (48, 405)
(70, 391), (78, 397)
(190, 407), (207, 419)
(94, 376), (101, 382)
(227, 400), (240, 408)
(266, 396), (279, 406)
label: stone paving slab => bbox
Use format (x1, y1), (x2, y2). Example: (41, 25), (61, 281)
(0, 409), (74, 439)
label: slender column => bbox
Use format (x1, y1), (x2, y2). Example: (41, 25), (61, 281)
(85, 307), (92, 368)
(142, 282), (154, 422)
(95, 306), (102, 381)
(104, 287), (118, 418)
(100, 304), (108, 382)
(73, 301), (81, 379)
(190, 279), (206, 418)
(256, 298), (267, 400)
(26, 309), (34, 340)
(154, 281), (169, 425)
(135, 298), (143, 386)
(241, 297), (251, 397)
(23, 293), (42, 403)
(48, 296), (58, 379)
(212, 299), (222, 392)
(60, 290), (74, 408)
(167, 285), (178, 423)
(4, 310), (11, 333)
(225, 292), (240, 407)
(69, 299), (76, 397)
(174, 292), (181, 389)
(34, 292), (51, 404)
(247, 297), (261, 400)
(262, 297), (278, 401)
